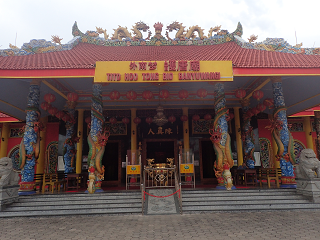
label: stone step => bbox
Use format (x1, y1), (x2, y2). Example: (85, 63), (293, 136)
(183, 203), (320, 212)
(182, 190), (297, 197)
(0, 207), (142, 218)
(12, 198), (141, 206)
(182, 195), (305, 201)
(183, 199), (311, 206)
(4, 202), (142, 212)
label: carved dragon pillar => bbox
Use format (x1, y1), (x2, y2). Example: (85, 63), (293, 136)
(270, 76), (296, 187)
(19, 80), (42, 194)
(64, 100), (79, 173)
(241, 99), (255, 168)
(211, 83), (234, 190)
(87, 84), (109, 193)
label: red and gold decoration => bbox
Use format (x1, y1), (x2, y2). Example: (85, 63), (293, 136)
(133, 117), (141, 124)
(252, 90), (264, 101)
(142, 90), (153, 100)
(40, 102), (50, 111)
(67, 92), (79, 102)
(234, 89), (246, 99)
(44, 93), (56, 104)
(122, 117), (130, 124)
(146, 116), (153, 124)
(159, 89), (170, 99)
(180, 115), (188, 122)
(204, 114), (212, 121)
(178, 89), (189, 99)
(192, 114), (200, 121)
(109, 117), (117, 124)
(55, 111), (65, 120)
(48, 106), (58, 116)
(109, 90), (121, 100)
(196, 88), (208, 98)
(263, 98), (274, 109)
(257, 103), (266, 112)
(126, 90), (137, 100)
(168, 115), (176, 123)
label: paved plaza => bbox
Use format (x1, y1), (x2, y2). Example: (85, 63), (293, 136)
(1, 210), (320, 240)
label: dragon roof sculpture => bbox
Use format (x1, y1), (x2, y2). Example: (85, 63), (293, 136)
(1, 21), (320, 57)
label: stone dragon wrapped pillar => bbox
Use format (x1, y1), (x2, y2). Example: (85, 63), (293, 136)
(63, 96), (79, 173)
(19, 80), (42, 194)
(210, 83), (234, 190)
(87, 84), (109, 193)
(241, 99), (255, 168)
(268, 76), (296, 187)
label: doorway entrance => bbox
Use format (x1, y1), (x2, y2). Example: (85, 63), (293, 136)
(142, 139), (178, 167)
(101, 140), (121, 186)
(199, 139), (217, 183)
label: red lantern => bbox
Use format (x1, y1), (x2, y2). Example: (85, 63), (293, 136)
(85, 116), (91, 124)
(263, 98), (274, 109)
(126, 90), (137, 100)
(67, 92), (79, 102)
(192, 114), (200, 121)
(204, 114), (212, 121)
(251, 107), (260, 115)
(109, 117), (117, 124)
(197, 88), (208, 98)
(44, 93), (56, 104)
(55, 111), (65, 119)
(146, 117), (153, 125)
(133, 117), (141, 124)
(159, 89), (170, 99)
(48, 106), (58, 116)
(168, 115), (176, 123)
(122, 117), (130, 124)
(142, 90), (153, 100)
(234, 89), (246, 99)
(252, 90), (264, 101)
(246, 109), (254, 118)
(178, 89), (189, 99)
(62, 114), (70, 122)
(257, 103), (266, 112)
(109, 90), (120, 100)
(180, 115), (188, 122)
(41, 102), (50, 111)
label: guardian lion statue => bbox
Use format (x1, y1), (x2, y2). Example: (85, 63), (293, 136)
(296, 149), (320, 179)
(0, 157), (19, 187)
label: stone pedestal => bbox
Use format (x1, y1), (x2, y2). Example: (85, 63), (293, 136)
(0, 185), (19, 211)
(296, 178), (320, 203)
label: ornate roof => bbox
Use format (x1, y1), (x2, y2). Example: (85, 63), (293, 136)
(1, 21), (320, 70)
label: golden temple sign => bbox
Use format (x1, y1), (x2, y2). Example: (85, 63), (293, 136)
(94, 61), (233, 83)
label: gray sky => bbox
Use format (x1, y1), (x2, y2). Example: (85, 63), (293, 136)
(0, 0), (319, 49)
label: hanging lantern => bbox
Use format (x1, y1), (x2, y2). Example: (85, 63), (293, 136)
(246, 109), (254, 118)
(159, 89), (170, 99)
(126, 90), (137, 101)
(55, 111), (65, 120)
(67, 92), (79, 102)
(122, 117), (130, 124)
(142, 90), (153, 100)
(251, 107), (260, 115)
(85, 116), (91, 124)
(62, 113), (71, 122)
(109, 90), (121, 100)
(204, 114), (212, 121)
(48, 106), (58, 116)
(41, 102), (50, 111)
(257, 103), (266, 112)
(197, 88), (208, 98)
(234, 89), (246, 99)
(192, 114), (200, 121)
(263, 98), (274, 109)
(178, 89), (189, 99)
(252, 90), (264, 101)
(133, 117), (141, 124)
(146, 116), (153, 125)
(168, 115), (176, 123)
(109, 117), (117, 124)
(180, 115), (188, 122)
(44, 93), (56, 104)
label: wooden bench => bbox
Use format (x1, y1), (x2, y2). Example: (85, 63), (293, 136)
(42, 173), (66, 194)
(258, 168), (281, 188)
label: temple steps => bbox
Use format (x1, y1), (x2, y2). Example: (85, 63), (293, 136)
(0, 191), (142, 217)
(182, 188), (320, 212)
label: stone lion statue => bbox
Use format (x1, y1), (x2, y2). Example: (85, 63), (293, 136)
(0, 157), (20, 187)
(296, 149), (320, 179)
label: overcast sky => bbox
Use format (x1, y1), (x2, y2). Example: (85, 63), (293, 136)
(0, 0), (319, 49)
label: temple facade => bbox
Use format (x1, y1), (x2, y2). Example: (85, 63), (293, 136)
(1, 21), (320, 193)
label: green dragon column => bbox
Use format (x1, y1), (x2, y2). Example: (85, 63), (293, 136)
(211, 83), (235, 190)
(87, 84), (109, 193)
